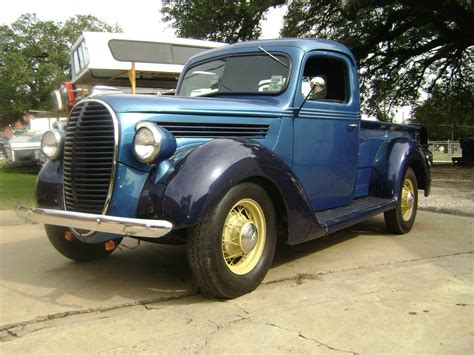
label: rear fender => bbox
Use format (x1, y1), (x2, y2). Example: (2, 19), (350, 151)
(371, 138), (431, 200)
(147, 138), (325, 244)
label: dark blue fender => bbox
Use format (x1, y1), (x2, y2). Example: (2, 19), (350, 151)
(36, 160), (64, 209)
(138, 138), (326, 245)
(371, 137), (431, 201)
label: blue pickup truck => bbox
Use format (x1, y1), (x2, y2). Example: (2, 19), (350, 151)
(18, 39), (431, 298)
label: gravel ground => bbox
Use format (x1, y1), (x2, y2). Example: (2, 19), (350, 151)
(419, 163), (474, 216)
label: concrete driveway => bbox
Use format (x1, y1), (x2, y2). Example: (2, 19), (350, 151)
(0, 211), (472, 353)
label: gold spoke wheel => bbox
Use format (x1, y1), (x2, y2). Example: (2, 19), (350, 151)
(400, 178), (415, 221)
(222, 198), (266, 275)
(384, 168), (418, 234)
(187, 182), (276, 298)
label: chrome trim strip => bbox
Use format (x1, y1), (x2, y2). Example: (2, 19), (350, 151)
(95, 99), (120, 215)
(63, 98), (119, 215)
(16, 206), (173, 239)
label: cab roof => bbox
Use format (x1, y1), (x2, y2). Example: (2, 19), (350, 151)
(186, 38), (356, 65)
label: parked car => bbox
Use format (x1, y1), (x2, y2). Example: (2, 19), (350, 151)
(0, 128), (47, 168)
(18, 39), (431, 299)
(7, 131), (45, 166)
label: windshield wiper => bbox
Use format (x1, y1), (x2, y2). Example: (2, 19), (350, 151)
(258, 46), (288, 68)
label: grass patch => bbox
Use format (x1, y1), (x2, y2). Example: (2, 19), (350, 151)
(0, 167), (37, 210)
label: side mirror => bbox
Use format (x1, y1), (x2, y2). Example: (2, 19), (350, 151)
(310, 76), (327, 98)
(296, 76), (328, 117)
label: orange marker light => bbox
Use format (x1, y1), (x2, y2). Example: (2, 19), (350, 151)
(105, 240), (116, 251)
(64, 231), (73, 241)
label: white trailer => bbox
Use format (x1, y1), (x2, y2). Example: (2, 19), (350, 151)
(6, 33), (225, 166)
(70, 32), (226, 94)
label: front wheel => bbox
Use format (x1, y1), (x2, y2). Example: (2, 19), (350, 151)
(384, 167), (418, 234)
(187, 182), (277, 299)
(45, 224), (120, 262)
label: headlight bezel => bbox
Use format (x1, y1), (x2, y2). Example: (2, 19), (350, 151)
(133, 122), (163, 164)
(41, 130), (63, 161)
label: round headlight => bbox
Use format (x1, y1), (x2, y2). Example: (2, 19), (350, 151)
(41, 130), (62, 161)
(133, 123), (162, 163)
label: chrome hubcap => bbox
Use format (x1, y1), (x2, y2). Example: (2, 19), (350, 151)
(240, 222), (258, 253)
(406, 191), (414, 209)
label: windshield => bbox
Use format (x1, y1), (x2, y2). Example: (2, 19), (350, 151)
(177, 54), (290, 97)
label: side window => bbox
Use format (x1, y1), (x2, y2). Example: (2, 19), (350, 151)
(301, 56), (349, 103)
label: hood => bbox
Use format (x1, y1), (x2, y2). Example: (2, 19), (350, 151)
(94, 94), (284, 118)
(80, 95), (283, 173)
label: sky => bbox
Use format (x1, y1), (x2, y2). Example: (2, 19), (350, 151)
(0, 0), (286, 39)
(0, 0), (410, 122)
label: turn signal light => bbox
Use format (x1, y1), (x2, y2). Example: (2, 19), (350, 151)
(64, 231), (73, 241)
(105, 240), (116, 251)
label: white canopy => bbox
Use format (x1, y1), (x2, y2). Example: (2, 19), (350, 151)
(70, 32), (226, 89)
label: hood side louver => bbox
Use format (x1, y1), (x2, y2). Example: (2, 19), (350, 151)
(155, 122), (269, 138)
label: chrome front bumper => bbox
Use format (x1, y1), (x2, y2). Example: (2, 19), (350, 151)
(16, 206), (173, 239)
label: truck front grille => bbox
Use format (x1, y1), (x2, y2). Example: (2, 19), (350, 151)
(63, 101), (117, 214)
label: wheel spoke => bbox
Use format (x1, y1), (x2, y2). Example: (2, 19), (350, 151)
(229, 223), (241, 234)
(225, 216), (243, 234)
(225, 251), (244, 261)
(222, 239), (240, 246)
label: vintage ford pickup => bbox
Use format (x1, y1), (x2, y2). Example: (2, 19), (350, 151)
(17, 39), (431, 298)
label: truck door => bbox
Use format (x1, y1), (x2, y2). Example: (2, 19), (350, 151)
(293, 52), (360, 211)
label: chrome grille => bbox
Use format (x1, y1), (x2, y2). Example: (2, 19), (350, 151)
(63, 101), (116, 214)
(156, 122), (269, 138)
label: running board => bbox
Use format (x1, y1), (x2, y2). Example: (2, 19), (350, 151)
(315, 196), (396, 234)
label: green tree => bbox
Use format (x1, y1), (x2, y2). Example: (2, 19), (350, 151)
(413, 85), (474, 141)
(162, 0), (285, 43)
(281, 0), (474, 118)
(0, 14), (121, 127)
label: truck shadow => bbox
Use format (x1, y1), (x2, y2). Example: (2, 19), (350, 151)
(0, 216), (391, 313)
(272, 214), (390, 267)
(0, 235), (192, 311)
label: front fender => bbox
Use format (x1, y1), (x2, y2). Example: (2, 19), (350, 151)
(146, 138), (325, 244)
(371, 138), (431, 200)
(36, 160), (64, 209)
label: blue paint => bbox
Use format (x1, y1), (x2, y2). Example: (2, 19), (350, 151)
(137, 138), (325, 243)
(35, 38), (431, 246)
(107, 163), (149, 217)
(74, 163), (150, 244)
(36, 160), (64, 209)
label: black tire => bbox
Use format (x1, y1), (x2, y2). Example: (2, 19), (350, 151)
(187, 182), (277, 299)
(384, 167), (418, 234)
(45, 224), (120, 262)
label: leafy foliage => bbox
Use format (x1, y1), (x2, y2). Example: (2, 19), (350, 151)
(281, 0), (474, 118)
(0, 14), (121, 127)
(162, 0), (285, 43)
(413, 85), (474, 140)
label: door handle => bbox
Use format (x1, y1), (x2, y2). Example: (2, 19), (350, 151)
(347, 123), (358, 130)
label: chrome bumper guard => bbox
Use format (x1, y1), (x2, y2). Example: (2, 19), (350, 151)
(16, 206), (173, 239)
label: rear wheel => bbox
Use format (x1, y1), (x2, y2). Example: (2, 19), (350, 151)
(45, 224), (120, 262)
(384, 167), (418, 234)
(187, 183), (277, 299)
